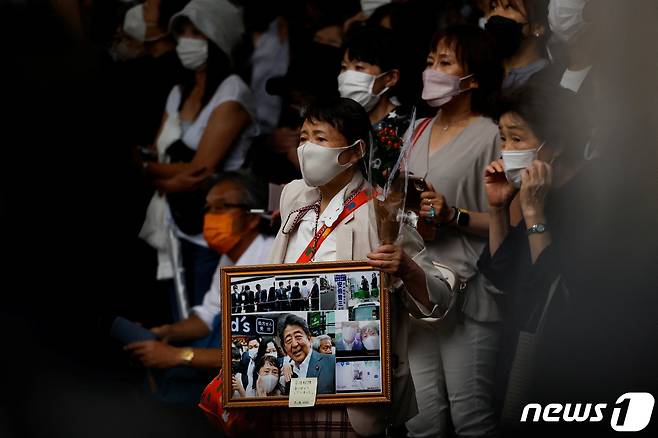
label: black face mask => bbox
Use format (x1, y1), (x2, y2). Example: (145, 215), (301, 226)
(486, 15), (525, 59)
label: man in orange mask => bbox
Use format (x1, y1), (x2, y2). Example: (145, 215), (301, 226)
(125, 171), (274, 403)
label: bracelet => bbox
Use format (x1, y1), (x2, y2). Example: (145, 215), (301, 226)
(436, 206), (458, 227)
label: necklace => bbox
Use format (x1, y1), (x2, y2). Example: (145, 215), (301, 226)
(437, 112), (473, 132)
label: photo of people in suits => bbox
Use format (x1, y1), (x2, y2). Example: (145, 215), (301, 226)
(228, 269), (383, 400)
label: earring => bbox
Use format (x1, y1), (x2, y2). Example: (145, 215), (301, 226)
(535, 32), (540, 37)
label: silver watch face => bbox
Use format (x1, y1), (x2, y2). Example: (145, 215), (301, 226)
(529, 224), (547, 233)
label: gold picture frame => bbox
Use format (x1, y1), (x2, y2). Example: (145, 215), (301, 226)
(221, 261), (391, 408)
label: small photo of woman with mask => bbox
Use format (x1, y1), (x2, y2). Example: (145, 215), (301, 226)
(232, 355), (284, 398)
(359, 321), (380, 351)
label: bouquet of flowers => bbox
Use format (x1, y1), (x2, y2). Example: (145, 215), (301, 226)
(368, 109), (416, 244)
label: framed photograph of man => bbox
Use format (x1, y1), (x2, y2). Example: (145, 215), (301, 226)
(220, 261), (390, 408)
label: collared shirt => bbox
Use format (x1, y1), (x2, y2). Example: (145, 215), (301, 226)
(503, 58), (550, 90)
(292, 350), (313, 378)
(283, 173), (365, 263)
(192, 234), (274, 328)
(560, 65), (592, 93)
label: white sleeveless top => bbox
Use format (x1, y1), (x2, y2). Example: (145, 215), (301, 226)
(161, 74), (259, 246)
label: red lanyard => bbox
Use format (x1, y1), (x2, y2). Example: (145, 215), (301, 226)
(296, 190), (369, 263)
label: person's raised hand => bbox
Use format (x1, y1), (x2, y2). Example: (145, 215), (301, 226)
(484, 158), (518, 209)
(519, 160), (552, 224)
(282, 363), (293, 383)
(232, 376), (246, 397)
(255, 377), (267, 397)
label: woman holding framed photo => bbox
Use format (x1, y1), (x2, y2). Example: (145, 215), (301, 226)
(265, 97), (452, 436)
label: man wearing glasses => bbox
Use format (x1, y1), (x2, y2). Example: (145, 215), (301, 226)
(125, 171), (274, 403)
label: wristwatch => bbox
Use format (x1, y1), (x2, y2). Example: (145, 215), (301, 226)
(180, 348), (195, 365)
(455, 208), (470, 227)
(527, 223), (548, 235)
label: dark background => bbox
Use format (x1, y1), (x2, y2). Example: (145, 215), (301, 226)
(0, 0), (656, 437)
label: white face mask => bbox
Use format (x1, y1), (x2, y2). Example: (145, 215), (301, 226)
(297, 140), (362, 187)
(501, 143), (545, 188)
(362, 335), (379, 351)
(176, 37), (208, 70)
(248, 348), (258, 359)
(338, 70), (389, 112)
(548, 0), (588, 42)
(123, 4), (146, 43)
(265, 352), (278, 358)
(259, 374), (278, 394)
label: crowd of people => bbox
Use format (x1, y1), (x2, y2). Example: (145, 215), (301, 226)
(4, 0), (657, 437)
(105, 0), (653, 435)
(230, 278), (321, 313)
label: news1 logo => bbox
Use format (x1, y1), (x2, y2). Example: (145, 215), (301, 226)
(521, 392), (655, 432)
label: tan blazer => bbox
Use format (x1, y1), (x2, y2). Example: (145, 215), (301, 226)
(270, 173), (451, 435)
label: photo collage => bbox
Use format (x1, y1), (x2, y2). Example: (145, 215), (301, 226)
(228, 269), (383, 399)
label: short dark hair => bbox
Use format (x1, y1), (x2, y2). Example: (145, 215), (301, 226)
(495, 81), (590, 160)
(302, 280), (307, 285)
(255, 354), (280, 375)
(304, 97), (372, 149)
(430, 25), (503, 117)
(278, 314), (311, 345)
(343, 24), (402, 73)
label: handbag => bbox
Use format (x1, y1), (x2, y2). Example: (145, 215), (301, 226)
(429, 261), (468, 322)
(501, 274), (567, 427)
(165, 139), (212, 235)
(407, 261), (467, 324)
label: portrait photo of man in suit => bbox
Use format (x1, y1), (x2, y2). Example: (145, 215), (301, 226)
(278, 314), (335, 394)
